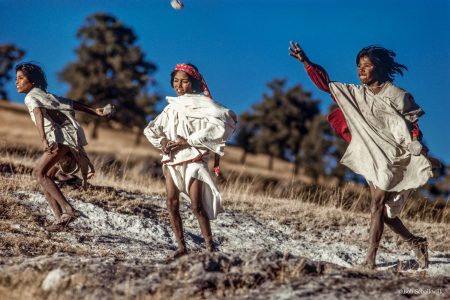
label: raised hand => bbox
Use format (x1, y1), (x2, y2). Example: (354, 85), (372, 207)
(289, 41), (310, 65)
(95, 104), (116, 117)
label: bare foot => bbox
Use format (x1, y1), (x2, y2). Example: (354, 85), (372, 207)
(361, 245), (378, 270)
(44, 210), (80, 232)
(407, 237), (429, 269)
(358, 260), (376, 270)
(165, 248), (188, 263)
(58, 210), (81, 227)
(44, 222), (65, 232)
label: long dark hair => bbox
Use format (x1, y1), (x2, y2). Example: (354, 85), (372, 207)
(15, 62), (48, 91)
(170, 63), (203, 93)
(356, 46), (407, 82)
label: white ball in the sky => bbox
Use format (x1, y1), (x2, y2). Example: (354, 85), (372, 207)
(171, 0), (184, 10)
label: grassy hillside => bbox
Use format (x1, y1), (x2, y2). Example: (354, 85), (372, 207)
(1, 101), (449, 299)
(1, 101), (448, 224)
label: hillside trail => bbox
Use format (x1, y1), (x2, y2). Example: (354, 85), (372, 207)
(1, 190), (449, 299)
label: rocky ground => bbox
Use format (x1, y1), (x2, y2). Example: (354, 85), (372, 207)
(1, 188), (449, 299)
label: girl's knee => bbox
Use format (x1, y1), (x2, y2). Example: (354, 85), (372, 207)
(370, 194), (387, 213)
(166, 197), (179, 212)
(33, 168), (47, 183)
(191, 204), (203, 216)
(370, 201), (385, 214)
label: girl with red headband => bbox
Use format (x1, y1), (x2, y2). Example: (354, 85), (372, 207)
(144, 63), (236, 260)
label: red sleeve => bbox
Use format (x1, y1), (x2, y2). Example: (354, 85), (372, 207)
(327, 108), (352, 143)
(305, 64), (331, 93)
(411, 122), (422, 140)
(305, 63), (351, 142)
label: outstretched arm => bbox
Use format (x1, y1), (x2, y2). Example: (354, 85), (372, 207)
(289, 41), (311, 68)
(73, 101), (113, 117)
(289, 41), (352, 142)
(289, 41), (332, 94)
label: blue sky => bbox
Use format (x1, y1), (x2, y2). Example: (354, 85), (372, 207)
(1, 0), (449, 163)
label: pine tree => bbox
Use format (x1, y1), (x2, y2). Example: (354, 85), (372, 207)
(297, 114), (333, 179)
(60, 13), (158, 141)
(235, 112), (257, 164)
(245, 79), (321, 171)
(0, 44), (25, 100)
(251, 79), (288, 170)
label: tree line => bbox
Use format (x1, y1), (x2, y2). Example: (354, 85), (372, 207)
(0, 12), (448, 195)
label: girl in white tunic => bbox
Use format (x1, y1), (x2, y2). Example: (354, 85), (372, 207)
(289, 44), (433, 269)
(16, 63), (113, 232)
(144, 63), (236, 259)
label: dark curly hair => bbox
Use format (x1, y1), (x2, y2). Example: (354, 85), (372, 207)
(15, 62), (48, 91)
(170, 63), (203, 93)
(356, 46), (407, 82)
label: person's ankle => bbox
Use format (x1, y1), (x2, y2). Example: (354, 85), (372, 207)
(361, 259), (376, 269)
(205, 238), (215, 252)
(178, 241), (187, 252)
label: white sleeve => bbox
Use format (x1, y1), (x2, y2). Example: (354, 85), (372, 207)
(187, 117), (236, 156)
(55, 95), (74, 110)
(143, 111), (169, 150)
(24, 94), (42, 112)
(396, 93), (424, 123)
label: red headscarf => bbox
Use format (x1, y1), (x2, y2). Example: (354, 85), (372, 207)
(173, 63), (212, 98)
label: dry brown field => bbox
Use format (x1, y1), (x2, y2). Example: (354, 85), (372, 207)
(1, 101), (449, 299)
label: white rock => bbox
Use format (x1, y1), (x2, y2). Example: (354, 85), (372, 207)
(41, 268), (66, 291)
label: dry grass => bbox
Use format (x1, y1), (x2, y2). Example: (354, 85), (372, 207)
(0, 101), (302, 180)
(0, 154), (449, 300)
(219, 177), (450, 252)
(219, 169), (450, 224)
(1, 102), (449, 230)
(2, 102), (449, 300)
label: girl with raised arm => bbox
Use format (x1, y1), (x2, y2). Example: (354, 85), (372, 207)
(289, 43), (433, 269)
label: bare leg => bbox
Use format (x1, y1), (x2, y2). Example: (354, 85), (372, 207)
(189, 178), (214, 252)
(47, 165), (59, 179)
(42, 188), (63, 219)
(383, 216), (415, 240)
(363, 183), (389, 269)
(383, 209), (428, 268)
(43, 166), (64, 218)
(164, 169), (187, 258)
(34, 145), (77, 218)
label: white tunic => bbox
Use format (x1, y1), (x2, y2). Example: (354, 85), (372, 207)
(144, 94), (237, 219)
(24, 87), (94, 189)
(329, 82), (432, 192)
(25, 88), (88, 147)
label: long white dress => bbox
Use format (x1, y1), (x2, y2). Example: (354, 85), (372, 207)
(328, 81), (432, 193)
(144, 94), (237, 220)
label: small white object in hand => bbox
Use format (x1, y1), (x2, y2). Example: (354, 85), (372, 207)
(171, 0), (184, 10)
(103, 104), (115, 116)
